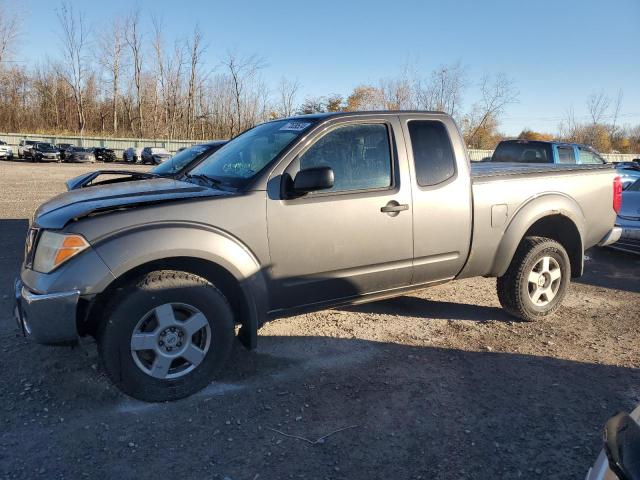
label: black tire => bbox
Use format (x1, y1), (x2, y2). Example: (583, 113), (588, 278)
(496, 236), (571, 322)
(97, 270), (234, 402)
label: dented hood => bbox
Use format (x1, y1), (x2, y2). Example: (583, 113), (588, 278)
(34, 177), (229, 229)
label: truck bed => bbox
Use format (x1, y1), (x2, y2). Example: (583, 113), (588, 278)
(459, 161), (617, 280)
(471, 162), (614, 179)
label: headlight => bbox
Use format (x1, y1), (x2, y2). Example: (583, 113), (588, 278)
(32, 231), (90, 273)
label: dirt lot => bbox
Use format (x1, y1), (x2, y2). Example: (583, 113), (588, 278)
(0, 160), (639, 479)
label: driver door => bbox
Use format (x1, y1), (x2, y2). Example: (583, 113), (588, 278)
(266, 116), (414, 312)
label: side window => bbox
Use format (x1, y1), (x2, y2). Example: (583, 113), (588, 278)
(298, 123), (392, 193)
(578, 147), (604, 164)
(408, 120), (456, 186)
(557, 146), (576, 164)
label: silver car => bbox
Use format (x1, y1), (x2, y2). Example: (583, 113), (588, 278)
(586, 404), (640, 480)
(65, 147), (96, 163)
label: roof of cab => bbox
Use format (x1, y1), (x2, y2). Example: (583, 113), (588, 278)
(283, 110), (450, 121)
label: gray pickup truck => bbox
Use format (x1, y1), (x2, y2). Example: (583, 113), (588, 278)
(14, 111), (622, 401)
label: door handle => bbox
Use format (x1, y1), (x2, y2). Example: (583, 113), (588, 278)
(381, 201), (409, 216)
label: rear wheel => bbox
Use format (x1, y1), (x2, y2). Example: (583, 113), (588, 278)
(496, 236), (571, 321)
(98, 270), (234, 402)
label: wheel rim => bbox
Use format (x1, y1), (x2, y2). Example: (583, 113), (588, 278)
(527, 256), (562, 307)
(130, 303), (212, 380)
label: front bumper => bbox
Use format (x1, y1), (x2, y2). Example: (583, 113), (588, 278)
(14, 278), (80, 344)
(38, 156), (60, 162)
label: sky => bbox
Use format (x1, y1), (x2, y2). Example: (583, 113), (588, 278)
(11, 0), (640, 135)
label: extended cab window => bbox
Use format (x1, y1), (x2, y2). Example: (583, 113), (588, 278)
(557, 146), (576, 164)
(299, 123), (392, 193)
(578, 147), (605, 164)
(408, 120), (456, 186)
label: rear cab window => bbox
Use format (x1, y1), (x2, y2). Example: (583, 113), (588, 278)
(557, 146), (577, 164)
(407, 120), (456, 186)
(492, 141), (553, 163)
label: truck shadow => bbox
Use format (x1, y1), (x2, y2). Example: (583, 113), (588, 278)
(4, 335), (639, 479)
(338, 295), (514, 322)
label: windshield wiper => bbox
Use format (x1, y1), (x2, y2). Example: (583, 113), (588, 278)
(185, 173), (223, 188)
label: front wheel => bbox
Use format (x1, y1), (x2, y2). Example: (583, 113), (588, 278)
(98, 270), (234, 402)
(496, 236), (571, 322)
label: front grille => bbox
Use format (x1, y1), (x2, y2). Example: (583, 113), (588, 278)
(24, 227), (39, 269)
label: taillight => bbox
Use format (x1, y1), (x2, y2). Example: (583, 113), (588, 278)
(613, 176), (622, 214)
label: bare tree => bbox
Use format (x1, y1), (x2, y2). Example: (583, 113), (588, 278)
(186, 27), (204, 138)
(416, 61), (467, 118)
(56, 2), (89, 135)
(97, 17), (124, 134)
(465, 73), (518, 146)
(586, 90), (611, 125)
(558, 106), (579, 141)
(0, 1), (22, 64)
(125, 10), (144, 136)
(222, 52), (266, 136)
(276, 76), (300, 117)
(609, 89), (623, 135)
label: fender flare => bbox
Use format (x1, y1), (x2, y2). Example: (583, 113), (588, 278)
(491, 193), (586, 277)
(92, 222), (268, 348)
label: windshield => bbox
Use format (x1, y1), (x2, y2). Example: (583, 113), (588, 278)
(152, 144), (222, 175)
(36, 143), (56, 151)
(188, 119), (315, 187)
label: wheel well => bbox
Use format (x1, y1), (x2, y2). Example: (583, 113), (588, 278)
(522, 215), (583, 277)
(78, 257), (249, 337)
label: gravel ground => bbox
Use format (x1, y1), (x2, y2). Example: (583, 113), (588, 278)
(0, 160), (639, 480)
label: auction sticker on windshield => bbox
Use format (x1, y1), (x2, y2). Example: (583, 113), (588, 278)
(279, 121), (311, 131)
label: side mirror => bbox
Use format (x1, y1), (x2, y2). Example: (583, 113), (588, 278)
(293, 166), (334, 193)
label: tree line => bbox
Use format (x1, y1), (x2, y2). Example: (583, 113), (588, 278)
(0, 2), (638, 153)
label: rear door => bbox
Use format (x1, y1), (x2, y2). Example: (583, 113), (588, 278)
(400, 115), (473, 284)
(266, 115), (414, 311)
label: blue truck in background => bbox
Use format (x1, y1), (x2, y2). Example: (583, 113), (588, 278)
(488, 139), (606, 165)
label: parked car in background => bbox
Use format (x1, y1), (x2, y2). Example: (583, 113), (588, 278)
(610, 178), (640, 254)
(615, 161), (640, 190)
(18, 140), (37, 159)
(56, 143), (75, 161)
(31, 143), (61, 162)
(151, 141), (226, 176)
(488, 140), (606, 165)
(92, 147), (116, 162)
(15, 111), (621, 401)
(141, 147), (171, 165)
(65, 141), (227, 190)
(0, 140), (13, 159)
(586, 403), (640, 480)
(65, 146), (96, 163)
(123, 147), (143, 163)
